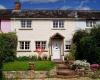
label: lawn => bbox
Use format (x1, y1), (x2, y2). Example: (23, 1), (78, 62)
(3, 61), (55, 71)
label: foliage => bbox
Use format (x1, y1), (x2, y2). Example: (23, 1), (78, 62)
(72, 26), (100, 63)
(16, 55), (38, 61)
(71, 60), (90, 70)
(90, 64), (100, 70)
(90, 70), (100, 79)
(0, 32), (17, 62)
(0, 32), (17, 79)
(3, 61), (55, 71)
(69, 43), (76, 60)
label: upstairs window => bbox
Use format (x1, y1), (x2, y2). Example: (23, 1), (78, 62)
(19, 41), (30, 50)
(53, 20), (64, 29)
(86, 21), (96, 27)
(35, 41), (46, 50)
(21, 20), (32, 29)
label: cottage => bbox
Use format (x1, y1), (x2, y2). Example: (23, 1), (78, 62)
(0, 1), (100, 61)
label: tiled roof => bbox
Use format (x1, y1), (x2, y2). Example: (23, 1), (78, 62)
(0, 9), (100, 19)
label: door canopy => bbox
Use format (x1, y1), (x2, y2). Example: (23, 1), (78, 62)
(50, 33), (64, 39)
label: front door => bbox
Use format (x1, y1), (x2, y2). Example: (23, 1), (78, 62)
(52, 40), (61, 60)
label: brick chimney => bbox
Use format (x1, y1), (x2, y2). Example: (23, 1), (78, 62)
(14, 0), (21, 10)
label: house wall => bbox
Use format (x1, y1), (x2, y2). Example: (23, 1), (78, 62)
(11, 19), (88, 58)
(1, 20), (11, 33)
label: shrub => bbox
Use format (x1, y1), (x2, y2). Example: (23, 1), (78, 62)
(90, 64), (100, 70)
(38, 56), (42, 61)
(0, 32), (17, 79)
(0, 33), (17, 62)
(16, 56), (30, 61)
(71, 60), (90, 70)
(72, 26), (100, 64)
(16, 55), (38, 61)
(30, 55), (38, 61)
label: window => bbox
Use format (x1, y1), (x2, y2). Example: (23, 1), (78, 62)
(53, 20), (64, 28)
(65, 45), (71, 49)
(35, 41), (46, 50)
(65, 41), (71, 50)
(19, 41), (30, 50)
(21, 20), (32, 28)
(86, 21), (96, 27)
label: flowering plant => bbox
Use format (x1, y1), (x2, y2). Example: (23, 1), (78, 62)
(71, 60), (90, 70)
(90, 64), (100, 70)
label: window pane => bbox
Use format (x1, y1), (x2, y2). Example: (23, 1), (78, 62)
(53, 20), (64, 28)
(53, 20), (58, 28)
(19, 41), (30, 50)
(20, 41), (24, 49)
(59, 20), (64, 28)
(35, 41), (46, 50)
(21, 20), (32, 28)
(27, 20), (32, 28)
(21, 20), (26, 28)
(66, 45), (71, 49)
(25, 41), (30, 49)
(86, 21), (96, 27)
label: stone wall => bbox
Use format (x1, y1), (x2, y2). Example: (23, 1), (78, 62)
(3, 71), (48, 79)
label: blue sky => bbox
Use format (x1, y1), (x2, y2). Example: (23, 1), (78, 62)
(0, 0), (100, 10)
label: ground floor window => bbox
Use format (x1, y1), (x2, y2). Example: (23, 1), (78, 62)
(65, 41), (71, 50)
(65, 45), (71, 49)
(19, 41), (30, 50)
(35, 41), (46, 50)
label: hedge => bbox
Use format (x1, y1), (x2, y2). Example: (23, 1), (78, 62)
(0, 32), (17, 79)
(72, 26), (100, 64)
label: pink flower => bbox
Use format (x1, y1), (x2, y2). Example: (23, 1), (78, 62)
(90, 64), (100, 70)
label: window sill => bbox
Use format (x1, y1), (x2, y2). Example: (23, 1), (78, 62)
(64, 50), (70, 52)
(19, 28), (33, 30)
(52, 28), (66, 30)
(17, 50), (32, 52)
(33, 50), (48, 52)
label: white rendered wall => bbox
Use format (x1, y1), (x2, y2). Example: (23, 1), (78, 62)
(11, 19), (86, 57)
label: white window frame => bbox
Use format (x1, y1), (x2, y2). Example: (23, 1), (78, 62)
(35, 41), (46, 50)
(19, 41), (30, 51)
(21, 19), (32, 29)
(65, 41), (71, 50)
(53, 20), (64, 29)
(86, 20), (96, 27)
(65, 45), (71, 50)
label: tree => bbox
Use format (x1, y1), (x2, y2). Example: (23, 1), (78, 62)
(72, 30), (88, 59)
(72, 26), (100, 64)
(0, 32), (17, 79)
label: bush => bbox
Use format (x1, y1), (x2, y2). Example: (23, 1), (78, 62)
(16, 56), (30, 61)
(72, 26), (100, 64)
(71, 60), (90, 70)
(90, 64), (100, 70)
(0, 32), (17, 79)
(16, 55), (38, 61)
(0, 33), (17, 62)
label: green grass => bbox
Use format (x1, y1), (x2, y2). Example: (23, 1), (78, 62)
(3, 61), (55, 71)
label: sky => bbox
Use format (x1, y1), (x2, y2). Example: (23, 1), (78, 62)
(0, 0), (100, 10)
